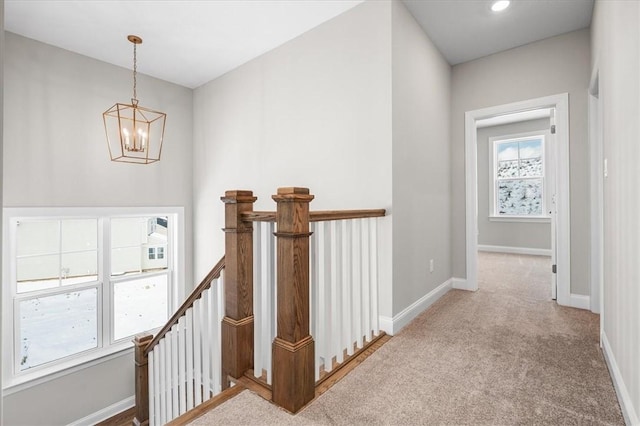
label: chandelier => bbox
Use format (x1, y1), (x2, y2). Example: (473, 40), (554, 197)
(103, 35), (166, 164)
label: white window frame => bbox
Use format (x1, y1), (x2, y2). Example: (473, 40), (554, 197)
(2, 207), (184, 393)
(489, 131), (550, 222)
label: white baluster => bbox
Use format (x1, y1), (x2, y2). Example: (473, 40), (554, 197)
(316, 221), (327, 374)
(171, 324), (180, 417)
(352, 219), (363, 349)
(211, 279), (221, 394)
(185, 308), (194, 410)
(268, 222), (276, 384)
(342, 220), (353, 356)
(254, 222), (263, 379)
(370, 218), (380, 336)
(330, 220), (342, 364)
(159, 338), (169, 424)
(178, 317), (187, 415)
(201, 289), (211, 401)
(193, 299), (203, 405)
(310, 221), (320, 380)
(361, 218), (371, 342)
(149, 350), (156, 426)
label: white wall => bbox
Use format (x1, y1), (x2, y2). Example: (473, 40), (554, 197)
(193, 0), (394, 317)
(591, 1), (640, 423)
(391, 1), (451, 315)
(477, 119), (551, 250)
(451, 29), (591, 295)
(1, 1), (5, 420)
(3, 33), (193, 425)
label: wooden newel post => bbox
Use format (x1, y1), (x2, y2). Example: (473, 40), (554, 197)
(271, 187), (315, 413)
(221, 190), (257, 387)
(133, 333), (153, 426)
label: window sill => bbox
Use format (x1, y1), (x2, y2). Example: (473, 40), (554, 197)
(3, 341), (134, 395)
(489, 215), (551, 223)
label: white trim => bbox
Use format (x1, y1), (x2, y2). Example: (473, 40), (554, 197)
(66, 395), (135, 426)
(588, 87), (603, 316)
(378, 279), (453, 335)
(601, 333), (640, 426)
(478, 245), (551, 257)
(569, 294), (590, 311)
(488, 216), (551, 223)
(452, 277), (474, 291)
(465, 94), (571, 305)
(2, 206), (183, 391)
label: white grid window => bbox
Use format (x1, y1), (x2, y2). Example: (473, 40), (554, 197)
(3, 208), (182, 390)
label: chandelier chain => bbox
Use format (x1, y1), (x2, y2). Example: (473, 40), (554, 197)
(133, 41), (137, 101)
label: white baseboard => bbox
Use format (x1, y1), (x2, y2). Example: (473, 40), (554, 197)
(67, 395), (134, 426)
(478, 244), (552, 257)
(602, 332), (640, 426)
(570, 293), (591, 311)
(452, 277), (474, 291)
(378, 278), (452, 335)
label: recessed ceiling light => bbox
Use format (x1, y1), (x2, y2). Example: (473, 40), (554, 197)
(491, 0), (510, 12)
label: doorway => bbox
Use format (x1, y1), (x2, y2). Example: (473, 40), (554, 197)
(464, 94), (571, 306)
(474, 111), (556, 299)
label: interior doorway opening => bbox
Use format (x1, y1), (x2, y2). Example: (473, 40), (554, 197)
(474, 109), (557, 300)
(464, 94), (571, 307)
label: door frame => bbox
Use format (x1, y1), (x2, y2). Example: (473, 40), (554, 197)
(588, 71), (604, 325)
(464, 93), (571, 306)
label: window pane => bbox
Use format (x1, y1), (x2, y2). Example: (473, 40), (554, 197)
(111, 217), (168, 276)
(61, 251), (98, 285)
(17, 221), (59, 257)
(61, 219), (97, 252)
(497, 160), (518, 178)
(19, 288), (98, 371)
(497, 179), (543, 215)
(519, 157), (543, 177)
(518, 139), (542, 159)
(17, 255), (60, 293)
(497, 141), (519, 161)
(113, 275), (168, 341)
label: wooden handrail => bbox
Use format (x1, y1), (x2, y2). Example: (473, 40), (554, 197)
(241, 209), (386, 223)
(145, 255), (226, 356)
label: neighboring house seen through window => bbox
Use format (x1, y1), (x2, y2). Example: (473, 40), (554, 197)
(3, 208), (180, 389)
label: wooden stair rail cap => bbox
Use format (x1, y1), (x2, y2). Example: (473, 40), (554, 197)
(221, 190), (257, 204)
(272, 187), (314, 203)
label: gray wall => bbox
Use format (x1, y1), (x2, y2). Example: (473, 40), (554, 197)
(592, 1), (640, 421)
(451, 29), (591, 295)
(3, 33), (193, 425)
(477, 119), (551, 250)
(193, 0), (394, 318)
(391, 1), (451, 315)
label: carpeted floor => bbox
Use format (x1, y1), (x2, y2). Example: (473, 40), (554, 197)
(191, 252), (623, 425)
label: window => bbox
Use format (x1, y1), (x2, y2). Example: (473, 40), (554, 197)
(492, 135), (545, 217)
(3, 208), (182, 389)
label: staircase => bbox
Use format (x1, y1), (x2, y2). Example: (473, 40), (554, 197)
(131, 187), (386, 425)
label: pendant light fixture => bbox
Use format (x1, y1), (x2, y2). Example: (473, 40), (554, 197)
(103, 35), (166, 164)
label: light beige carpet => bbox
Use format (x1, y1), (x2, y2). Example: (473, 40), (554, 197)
(191, 252), (623, 425)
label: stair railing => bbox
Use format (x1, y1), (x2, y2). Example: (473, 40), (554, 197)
(133, 187), (386, 423)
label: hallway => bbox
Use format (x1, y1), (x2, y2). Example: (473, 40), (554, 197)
(191, 252), (623, 425)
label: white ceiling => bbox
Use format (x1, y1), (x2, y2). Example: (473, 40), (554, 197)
(4, 0), (594, 89)
(403, 0), (594, 65)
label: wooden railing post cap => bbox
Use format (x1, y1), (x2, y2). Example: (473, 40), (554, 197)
(133, 332), (153, 346)
(221, 190), (257, 203)
(272, 187), (314, 202)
